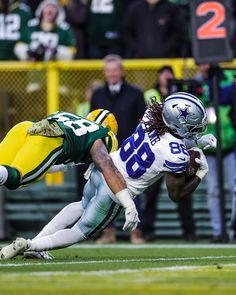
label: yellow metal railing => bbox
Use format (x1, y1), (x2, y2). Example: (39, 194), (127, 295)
(0, 58), (235, 184)
(1, 58), (236, 123)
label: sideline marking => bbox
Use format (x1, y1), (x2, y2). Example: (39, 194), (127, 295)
(1, 255), (236, 267)
(1, 243), (235, 249)
(69, 243), (236, 249)
(3, 264), (236, 276)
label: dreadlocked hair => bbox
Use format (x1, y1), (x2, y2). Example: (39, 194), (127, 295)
(141, 97), (171, 136)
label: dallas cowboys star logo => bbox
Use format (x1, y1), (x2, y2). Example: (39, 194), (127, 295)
(177, 105), (194, 121)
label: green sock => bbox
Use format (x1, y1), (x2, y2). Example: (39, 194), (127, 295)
(3, 165), (21, 189)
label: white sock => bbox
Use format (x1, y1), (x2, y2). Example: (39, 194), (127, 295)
(0, 166), (8, 185)
(34, 202), (84, 240)
(28, 226), (86, 251)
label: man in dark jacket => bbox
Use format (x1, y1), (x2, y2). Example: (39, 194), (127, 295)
(123, 0), (187, 58)
(90, 54), (146, 146)
(90, 54), (146, 243)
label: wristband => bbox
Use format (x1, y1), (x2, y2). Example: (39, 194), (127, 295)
(196, 170), (207, 180)
(115, 189), (134, 209)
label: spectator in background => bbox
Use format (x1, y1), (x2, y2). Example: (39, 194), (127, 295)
(22, 0), (41, 16)
(231, 0), (236, 57)
(123, 0), (187, 58)
(0, 0), (32, 60)
(86, 0), (127, 59)
(195, 64), (236, 242)
(143, 66), (196, 242)
(63, 0), (87, 59)
(90, 54), (146, 243)
(76, 80), (103, 118)
(231, 87), (236, 240)
(14, 0), (76, 61)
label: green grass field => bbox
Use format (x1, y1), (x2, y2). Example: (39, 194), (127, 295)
(0, 242), (236, 295)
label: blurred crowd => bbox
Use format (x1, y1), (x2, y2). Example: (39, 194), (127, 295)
(1, 0), (236, 61)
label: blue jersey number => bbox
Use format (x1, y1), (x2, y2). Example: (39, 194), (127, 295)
(169, 142), (188, 156)
(120, 125), (155, 179)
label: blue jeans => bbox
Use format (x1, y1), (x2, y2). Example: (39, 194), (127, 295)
(206, 152), (236, 236)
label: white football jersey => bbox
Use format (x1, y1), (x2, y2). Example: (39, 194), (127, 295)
(111, 123), (189, 197)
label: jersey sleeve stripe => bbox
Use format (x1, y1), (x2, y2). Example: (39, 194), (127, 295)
(163, 160), (188, 173)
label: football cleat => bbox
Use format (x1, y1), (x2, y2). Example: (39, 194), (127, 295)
(0, 238), (27, 259)
(23, 250), (54, 260)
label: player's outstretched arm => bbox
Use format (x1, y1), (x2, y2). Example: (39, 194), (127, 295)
(165, 149), (208, 203)
(185, 134), (217, 150)
(90, 139), (127, 194)
(165, 172), (201, 203)
(90, 139), (139, 231)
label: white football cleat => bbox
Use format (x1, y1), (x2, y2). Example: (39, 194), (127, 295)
(23, 250), (53, 260)
(0, 238), (27, 259)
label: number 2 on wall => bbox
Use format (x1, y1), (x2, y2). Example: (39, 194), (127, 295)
(196, 1), (226, 39)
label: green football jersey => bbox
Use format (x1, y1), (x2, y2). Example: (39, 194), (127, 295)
(47, 112), (110, 164)
(19, 18), (76, 58)
(0, 3), (32, 60)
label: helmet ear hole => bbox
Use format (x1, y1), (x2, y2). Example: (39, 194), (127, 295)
(86, 109), (118, 136)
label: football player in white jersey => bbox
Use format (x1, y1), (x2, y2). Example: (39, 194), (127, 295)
(0, 92), (214, 259)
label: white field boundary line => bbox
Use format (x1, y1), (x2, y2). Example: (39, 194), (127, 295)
(1, 255), (236, 267)
(69, 244), (236, 249)
(4, 264), (236, 277)
(1, 243), (235, 249)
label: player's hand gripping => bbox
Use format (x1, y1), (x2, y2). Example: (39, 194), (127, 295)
(196, 134), (217, 150)
(123, 205), (140, 231)
(192, 147), (209, 179)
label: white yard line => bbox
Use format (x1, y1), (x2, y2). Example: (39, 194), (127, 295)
(4, 264), (236, 277)
(69, 243), (236, 249)
(1, 243), (235, 249)
(0, 255), (236, 267)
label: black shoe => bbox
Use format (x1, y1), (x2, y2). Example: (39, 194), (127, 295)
(229, 230), (236, 242)
(143, 232), (156, 242)
(210, 235), (228, 243)
(184, 233), (198, 242)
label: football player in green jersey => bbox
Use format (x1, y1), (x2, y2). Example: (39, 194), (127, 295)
(0, 109), (141, 260)
(0, 109), (120, 190)
(0, 0), (32, 60)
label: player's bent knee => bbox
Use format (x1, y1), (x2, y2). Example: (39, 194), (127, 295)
(4, 165), (22, 189)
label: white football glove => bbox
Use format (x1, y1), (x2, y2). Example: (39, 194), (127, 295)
(115, 189), (140, 231)
(47, 163), (76, 174)
(196, 134), (217, 150)
(123, 205), (140, 231)
(191, 147), (209, 179)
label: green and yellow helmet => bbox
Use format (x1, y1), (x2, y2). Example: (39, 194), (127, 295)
(86, 109), (118, 153)
(86, 109), (118, 136)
